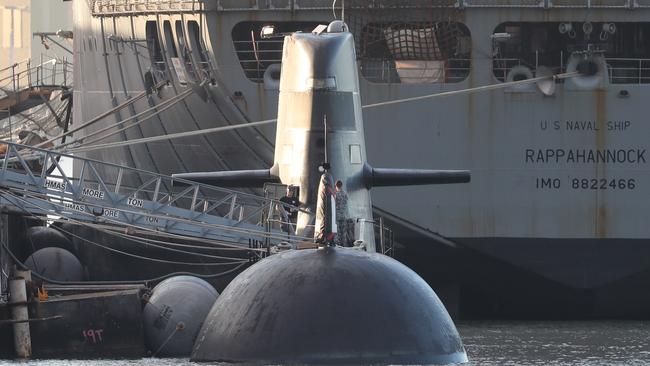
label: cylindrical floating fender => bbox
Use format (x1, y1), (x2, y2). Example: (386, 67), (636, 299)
(263, 63), (281, 90)
(143, 276), (219, 357)
(24, 247), (84, 282)
(565, 54), (608, 90)
(506, 65), (534, 91)
(24, 226), (74, 260)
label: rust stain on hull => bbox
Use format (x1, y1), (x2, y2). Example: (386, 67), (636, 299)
(595, 89), (607, 238)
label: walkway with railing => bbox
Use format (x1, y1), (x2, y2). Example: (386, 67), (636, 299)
(0, 141), (305, 247)
(0, 57), (72, 120)
(493, 55), (650, 85)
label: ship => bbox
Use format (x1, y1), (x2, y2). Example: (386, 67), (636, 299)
(69, 0), (650, 319)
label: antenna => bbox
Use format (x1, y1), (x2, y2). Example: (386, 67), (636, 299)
(324, 115), (328, 164)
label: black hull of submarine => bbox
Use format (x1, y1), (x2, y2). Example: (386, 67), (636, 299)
(191, 247), (467, 365)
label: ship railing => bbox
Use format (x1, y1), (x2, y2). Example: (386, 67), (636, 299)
(91, 0), (210, 14)
(0, 141), (311, 246)
(217, 0), (457, 11)
(606, 58), (650, 84)
(233, 39), (284, 82)
(494, 50), (571, 82)
(492, 58), (529, 82)
(356, 217), (395, 257)
(493, 55), (650, 84)
(214, 0), (650, 11)
(0, 62), (24, 97)
(262, 198), (317, 241)
(0, 56), (72, 95)
(239, 60), (283, 83)
(265, 215), (299, 241)
(88, 0), (650, 14)
(261, 215), (394, 255)
(375, 217), (395, 258)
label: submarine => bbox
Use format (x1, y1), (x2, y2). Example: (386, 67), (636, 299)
(176, 21), (471, 364)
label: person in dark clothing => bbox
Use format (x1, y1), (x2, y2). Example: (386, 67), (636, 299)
(335, 180), (350, 246)
(279, 185), (299, 233)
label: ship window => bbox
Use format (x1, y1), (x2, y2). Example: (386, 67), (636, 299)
(2, 8), (22, 48)
(492, 22), (650, 84)
(232, 21), (324, 83)
(358, 21), (471, 84)
(145, 21), (165, 73)
(187, 20), (211, 79)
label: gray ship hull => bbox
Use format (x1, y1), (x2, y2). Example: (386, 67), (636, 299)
(72, 0), (650, 318)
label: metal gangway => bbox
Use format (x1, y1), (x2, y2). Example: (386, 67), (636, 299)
(0, 141), (302, 248)
(0, 57), (72, 120)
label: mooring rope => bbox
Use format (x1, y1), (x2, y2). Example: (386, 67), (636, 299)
(152, 321), (185, 358)
(63, 71), (579, 153)
(0, 238), (247, 286)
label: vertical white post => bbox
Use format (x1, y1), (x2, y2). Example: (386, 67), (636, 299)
(9, 276), (32, 358)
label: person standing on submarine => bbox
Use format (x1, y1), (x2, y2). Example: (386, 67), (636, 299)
(279, 185), (299, 234)
(335, 180), (350, 246)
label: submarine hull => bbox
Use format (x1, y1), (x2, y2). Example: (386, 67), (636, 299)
(191, 247), (467, 365)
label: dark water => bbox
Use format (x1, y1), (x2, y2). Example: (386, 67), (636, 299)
(458, 321), (650, 365)
(2, 321), (649, 365)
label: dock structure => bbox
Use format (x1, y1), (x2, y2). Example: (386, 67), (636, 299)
(0, 140), (313, 359)
(29, 286), (148, 358)
(0, 261), (148, 359)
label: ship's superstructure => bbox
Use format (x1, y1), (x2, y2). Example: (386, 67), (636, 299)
(71, 0), (650, 318)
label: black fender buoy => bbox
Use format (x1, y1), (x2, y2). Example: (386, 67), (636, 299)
(24, 247), (83, 282)
(24, 226), (74, 258)
(143, 276), (219, 357)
